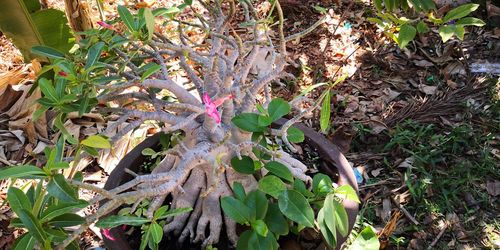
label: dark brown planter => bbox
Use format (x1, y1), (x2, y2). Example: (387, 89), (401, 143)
(101, 119), (359, 250)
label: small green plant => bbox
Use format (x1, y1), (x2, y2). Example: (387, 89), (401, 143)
(369, 2), (485, 47)
(224, 97), (367, 249)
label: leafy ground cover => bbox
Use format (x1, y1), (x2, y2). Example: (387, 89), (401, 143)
(0, 0), (498, 249)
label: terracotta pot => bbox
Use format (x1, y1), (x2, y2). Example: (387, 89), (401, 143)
(101, 120), (359, 249)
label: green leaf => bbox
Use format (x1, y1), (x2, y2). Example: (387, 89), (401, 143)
(443, 4), (479, 23)
(153, 206), (169, 220)
(373, 0), (383, 11)
(397, 24), (416, 49)
(231, 156), (256, 174)
(268, 98), (290, 121)
(118, 5), (137, 32)
(335, 185), (360, 203)
(141, 63), (161, 81)
(40, 200), (89, 222)
(156, 207), (192, 220)
(312, 173), (333, 196)
(278, 190), (315, 228)
(96, 215), (150, 228)
(232, 113), (266, 132)
(150, 223), (163, 244)
(221, 196), (251, 224)
(46, 174), (78, 202)
(248, 230), (278, 250)
(293, 179), (314, 198)
(12, 233), (36, 250)
(7, 187), (32, 215)
(31, 46), (65, 59)
(85, 42), (105, 70)
(143, 8), (155, 41)
(320, 91), (331, 133)
(45, 228), (67, 242)
(438, 25), (455, 42)
(0, 0), (73, 61)
(251, 220), (269, 237)
(456, 17), (485, 26)
(264, 203), (288, 236)
(0, 165), (46, 180)
(264, 161), (293, 182)
(416, 21), (429, 33)
(297, 82), (328, 97)
(18, 209), (47, 245)
(232, 182), (246, 201)
(236, 230), (253, 250)
(287, 127), (304, 143)
(324, 194), (349, 237)
(81, 135), (111, 149)
(346, 226), (380, 250)
(39, 78), (58, 101)
(244, 190), (268, 220)
(317, 207), (336, 248)
(258, 175), (286, 199)
(142, 148), (157, 156)
(48, 213), (85, 227)
(454, 25), (465, 40)
(257, 115), (273, 127)
(153, 7), (181, 17)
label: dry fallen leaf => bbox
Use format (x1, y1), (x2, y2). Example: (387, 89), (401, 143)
(418, 84), (438, 95)
(486, 180), (500, 196)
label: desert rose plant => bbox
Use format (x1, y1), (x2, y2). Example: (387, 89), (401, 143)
(0, 1), (372, 249)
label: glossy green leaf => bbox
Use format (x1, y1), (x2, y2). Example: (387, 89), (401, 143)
(221, 196), (251, 224)
(45, 228), (67, 242)
(46, 174), (78, 202)
(85, 42), (105, 70)
(416, 21), (429, 33)
(324, 195), (348, 237)
(7, 187), (32, 215)
(264, 203), (288, 236)
(251, 220), (269, 237)
(81, 135), (111, 149)
(244, 190), (268, 220)
(156, 207), (192, 220)
(278, 190), (314, 228)
(150, 223), (163, 244)
(293, 179), (314, 198)
(40, 200), (89, 222)
(443, 4), (479, 23)
(141, 63), (161, 81)
(397, 24), (416, 48)
(48, 213), (85, 227)
(232, 182), (246, 201)
(96, 215), (150, 228)
(454, 25), (465, 40)
(118, 5), (136, 32)
(346, 226), (380, 250)
(232, 113), (265, 132)
(38, 78), (58, 101)
(320, 91), (331, 133)
(268, 98), (290, 121)
(0, 165), (46, 180)
(31, 46), (65, 59)
(236, 230), (253, 250)
(317, 207), (336, 248)
(264, 161), (293, 182)
(312, 173), (333, 196)
(335, 185), (360, 203)
(0, 0), (73, 61)
(456, 17), (485, 26)
(287, 127), (304, 143)
(231, 156), (256, 174)
(257, 115), (273, 127)
(438, 25), (455, 42)
(248, 229), (278, 250)
(18, 209), (47, 245)
(12, 233), (36, 250)
(258, 175), (286, 199)
(143, 8), (155, 41)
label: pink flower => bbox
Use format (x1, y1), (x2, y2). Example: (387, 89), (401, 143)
(97, 21), (114, 30)
(202, 93), (234, 123)
(102, 228), (116, 241)
(58, 71), (68, 77)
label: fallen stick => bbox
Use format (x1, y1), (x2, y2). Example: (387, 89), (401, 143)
(390, 196), (419, 225)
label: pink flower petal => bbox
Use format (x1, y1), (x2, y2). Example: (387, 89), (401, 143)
(213, 94), (234, 107)
(203, 93), (222, 123)
(102, 228), (116, 241)
(97, 21), (114, 30)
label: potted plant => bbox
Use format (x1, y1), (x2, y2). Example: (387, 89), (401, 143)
(0, 1), (378, 249)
